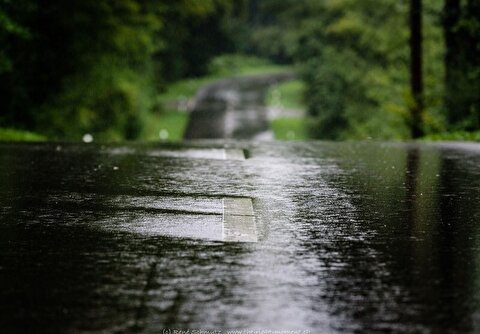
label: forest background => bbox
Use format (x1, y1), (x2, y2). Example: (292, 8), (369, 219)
(0, 0), (479, 141)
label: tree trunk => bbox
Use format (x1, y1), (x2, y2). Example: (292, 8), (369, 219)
(410, 0), (424, 138)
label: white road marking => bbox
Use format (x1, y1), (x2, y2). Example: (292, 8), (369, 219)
(222, 197), (257, 243)
(224, 149), (245, 160)
(223, 198), (254, 216)
(221, 147), (255, 242)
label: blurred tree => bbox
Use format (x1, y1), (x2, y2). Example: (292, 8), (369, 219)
(155, 0), (234, 81)
(443, 0), (480, 131)
(0, 0), (163, 139)
(0, 0), (35, 126)
(242, 0), (444, 140)
(298, 0), (415, 139)
(0, 0), (30, 74)
(0, 0), (236, 140)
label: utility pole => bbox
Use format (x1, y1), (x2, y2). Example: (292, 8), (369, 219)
(410, 0), (424, 138)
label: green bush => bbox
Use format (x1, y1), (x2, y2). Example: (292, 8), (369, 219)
(35, 57), (154, 141)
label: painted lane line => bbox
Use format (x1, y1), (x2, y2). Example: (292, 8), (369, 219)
(224, 149), (245, 160)
(222, 197), (257, 243)
(223, 197), (254, 216)
(221, 147), (254, 242)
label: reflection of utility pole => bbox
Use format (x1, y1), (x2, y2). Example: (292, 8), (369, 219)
(410, 0), (424, 139)
(406, 147), (420, 226)
(403, 147), (420, 287)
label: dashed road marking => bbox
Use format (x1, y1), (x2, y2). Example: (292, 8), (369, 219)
(222, 197), (257, 243)
(223, 197), (254, 216)
(224, 149), (245, 160)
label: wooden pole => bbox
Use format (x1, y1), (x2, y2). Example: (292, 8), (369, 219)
(410, 0), (424, 138)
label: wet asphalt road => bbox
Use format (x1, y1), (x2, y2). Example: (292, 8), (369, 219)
(1, 140), (480, 333)
(184, 72), (294, 140)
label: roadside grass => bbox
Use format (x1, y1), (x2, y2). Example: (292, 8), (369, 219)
(270, 117), (310, 141)
(142, 109), (189, 141)
(267, 79), (305, 110)
(266, 79), (309, 140)
(423, 130), (480, 142)
(0, 128), (46, 141)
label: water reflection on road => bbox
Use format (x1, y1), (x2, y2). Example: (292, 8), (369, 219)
(1, 141), (480, 332)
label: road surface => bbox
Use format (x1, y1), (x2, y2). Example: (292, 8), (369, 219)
(1, 140), (480, 333)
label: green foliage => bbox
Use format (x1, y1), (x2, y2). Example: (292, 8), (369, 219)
(0, 128), (46, 141)
(37, 58), (154, 140)
(155, 0), (235, 81)
(1, 0), (478, 142)
(0, 0), (239, 141)
(0, 0), (32, 74)
(0, 0), (165, 140)
(444, 0), (480, 131)
(243, 0), (446, 140)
